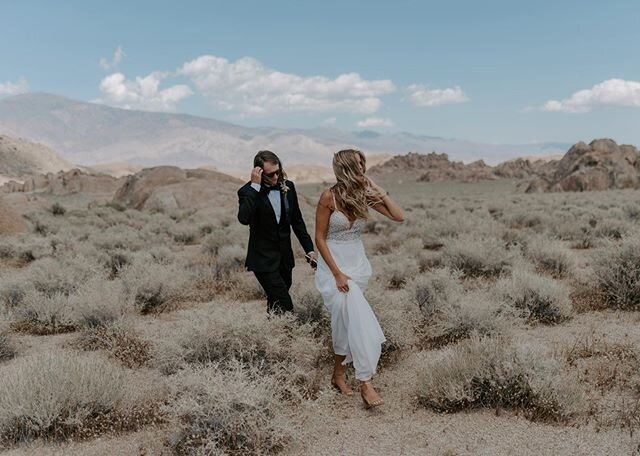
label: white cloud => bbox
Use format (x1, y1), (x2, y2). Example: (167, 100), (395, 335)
(357, 117), (394, 128)
(0, 77), (28, 96)
(178, 55), (395, 115)
(322, 117), (337, 125)
(542, 78), (640, 113)
(408, 84), (469, 107)
(100, 46), (125, 71)
(96, 72), (193, 112)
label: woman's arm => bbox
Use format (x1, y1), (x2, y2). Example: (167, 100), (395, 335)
(315, 190), (351, 292)
(367, 178), (404, 222)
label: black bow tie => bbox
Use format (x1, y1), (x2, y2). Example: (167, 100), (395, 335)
(264, 185), (279, 193)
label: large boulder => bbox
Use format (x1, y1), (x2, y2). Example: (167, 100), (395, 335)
(524, 139), (640, 193)
(113, 166), (243, 211)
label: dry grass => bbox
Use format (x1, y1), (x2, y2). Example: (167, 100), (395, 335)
(73, 321), (151, 369)
(0, 351), (162, 446)
(494, 268), (572, 324)
(166, 361), (295, 455)
(417, 335), (584, 422)
(440, 235), (514, 279)
(153, 303), (325, 400)
(592, 236), (640, 310)
(0, 320), (15, 362)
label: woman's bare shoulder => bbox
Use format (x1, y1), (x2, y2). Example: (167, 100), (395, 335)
(318, 188), (334, 209)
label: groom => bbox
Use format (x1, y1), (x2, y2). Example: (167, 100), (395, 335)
(237, 150), (317, 313)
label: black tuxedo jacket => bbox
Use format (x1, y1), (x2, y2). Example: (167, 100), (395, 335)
(237, 180), (314, 272)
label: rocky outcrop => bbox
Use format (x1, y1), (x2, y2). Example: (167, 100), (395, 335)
(370, 152), (497, 182)
(523, 139), (640, 193)
(494, 158), (558, 179)
(113, 166), (243, 211)
(2, 168), (121, 195)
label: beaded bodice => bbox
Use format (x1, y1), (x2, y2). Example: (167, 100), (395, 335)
(326, 209), (365, 242)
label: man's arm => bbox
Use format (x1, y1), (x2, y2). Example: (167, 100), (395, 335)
(288, 181), (314, 254)
(237, 184), (260, 225)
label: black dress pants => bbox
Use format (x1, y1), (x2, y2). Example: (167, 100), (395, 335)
(253, 263), (293, 313)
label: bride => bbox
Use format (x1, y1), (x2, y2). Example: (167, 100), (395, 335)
(314, 149), (404, 408)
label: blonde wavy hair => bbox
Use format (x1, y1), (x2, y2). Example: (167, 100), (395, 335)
(331, 149), (384, 220)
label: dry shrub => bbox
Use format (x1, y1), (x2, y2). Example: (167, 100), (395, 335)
(200, 231), (238, 257)
(105, 249), (132, 278)
(167, 362), (294, 455)
(495, 269), (572, 324)
(154, 305), (324, 398)
(291, 281), (328, 326)
(525, 238), (573, 278)
(565, 332), (640, 392)
(417, 335), (583, 422)
(211, 245), (246, 281)
(0, 321), (15, 362)
(172, 226), (199, 245)
(74, 322), (151, 369)
(592, 237), (640, 310)
(508, 211), (544, 230)
(441, 236), (514, 278)
(593, 219), (628, 240)
(70, 277), (129, 329)
(416, 251), (442, 272)
(379, 256), (420, 289)
(26, 255), (102, 297)
(90, 225), (147, 252)
(408, 268), (464, 320)
(233, 272), (266, 300)
(12, 291), (77, 335)
(407, 270), (503, 347)
(570, 281), (608, 313)
(121, 256), (191, 314)
(368, 288), (419, 360)
(0, 351), (158, 445)
(0, 277), (34, 310)
(424, 291), (505, 348)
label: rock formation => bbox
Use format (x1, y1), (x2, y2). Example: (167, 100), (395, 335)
(370, 152), (497, 182)
(2, 168), (121, 195)
(523, 139), (640, 193)
(113, 166), (243, 211)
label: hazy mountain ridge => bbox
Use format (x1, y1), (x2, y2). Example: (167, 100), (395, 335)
(0, 93), (571, 173)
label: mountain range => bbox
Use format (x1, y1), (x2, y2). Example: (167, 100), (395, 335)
(0, 93), (570, 174)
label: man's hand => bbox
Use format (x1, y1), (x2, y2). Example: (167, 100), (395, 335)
(251, 167), (263, 185)
(305, 251), (318, 270)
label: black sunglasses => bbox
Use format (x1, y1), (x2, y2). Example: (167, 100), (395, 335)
(262, 168), (280, 178)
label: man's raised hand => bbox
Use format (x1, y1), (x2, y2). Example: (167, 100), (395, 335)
(251, 167), (263, 184)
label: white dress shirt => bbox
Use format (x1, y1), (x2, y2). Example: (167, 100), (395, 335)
(251, 182), (281, 223)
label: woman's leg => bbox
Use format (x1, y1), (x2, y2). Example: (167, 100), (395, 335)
(331, 354), (353, 395)
(359, 379), (384, 408)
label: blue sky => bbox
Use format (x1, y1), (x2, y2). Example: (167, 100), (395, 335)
(2, 0), (639, 145)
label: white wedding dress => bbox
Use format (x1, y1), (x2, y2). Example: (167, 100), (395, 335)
(314, 199), (386, 381)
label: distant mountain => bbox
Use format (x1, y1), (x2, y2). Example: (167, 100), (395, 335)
(0, 93), (571, 174)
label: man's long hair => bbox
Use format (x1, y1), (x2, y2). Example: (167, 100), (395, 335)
(331, 149), (384, 220)
(254, 150), (287, 184)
